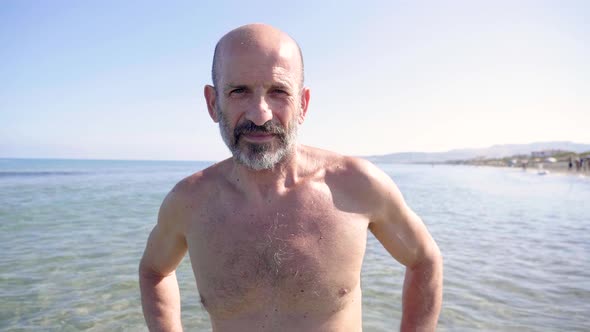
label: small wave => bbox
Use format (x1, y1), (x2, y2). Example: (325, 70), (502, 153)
(0, 171), (86, 178)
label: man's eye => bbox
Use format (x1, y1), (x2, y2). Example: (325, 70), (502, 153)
(272, 89), (288, 95)
(230, 88), (246, 95)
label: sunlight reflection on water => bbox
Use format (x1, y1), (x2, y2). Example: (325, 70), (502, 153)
(1, 160), (588, 331)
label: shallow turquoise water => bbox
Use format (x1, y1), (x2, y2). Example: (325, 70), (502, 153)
(1, 159), (588, 331)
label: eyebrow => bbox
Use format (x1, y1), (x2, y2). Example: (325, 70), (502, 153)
(223, 82), (294, 92)
(269, 83), (291, 92)
(222, 84), (248, 93)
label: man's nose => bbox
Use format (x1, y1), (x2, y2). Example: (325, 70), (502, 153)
(246, 95), (273, 126)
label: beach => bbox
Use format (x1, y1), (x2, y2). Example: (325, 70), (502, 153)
(529, 161), (589, 177)
(444, 156), (590, 179)
(1, 159), (589, 331)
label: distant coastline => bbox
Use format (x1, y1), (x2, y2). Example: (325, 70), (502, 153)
(365, 141), (590, 164)
(430, 148), (590, 177)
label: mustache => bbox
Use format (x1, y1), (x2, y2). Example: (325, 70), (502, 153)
(234, 121), (286, 140)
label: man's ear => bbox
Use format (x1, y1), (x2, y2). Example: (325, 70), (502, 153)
(298, 87), (311, 124)
(204, 85), (219, 122)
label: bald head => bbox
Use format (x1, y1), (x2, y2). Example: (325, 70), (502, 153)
(211, 24), (304, 91)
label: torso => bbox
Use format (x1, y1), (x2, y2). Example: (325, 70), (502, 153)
(180, 147), (372, 331)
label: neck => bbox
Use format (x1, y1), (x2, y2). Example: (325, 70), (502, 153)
(229, 146), (301, 200)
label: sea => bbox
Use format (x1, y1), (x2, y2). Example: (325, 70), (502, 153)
(0, 158), (588, 332)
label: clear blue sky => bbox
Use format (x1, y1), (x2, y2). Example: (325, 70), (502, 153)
(1, 0), (589, 160)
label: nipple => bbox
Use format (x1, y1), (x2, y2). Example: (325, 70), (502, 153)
(338, 288), (349, 297)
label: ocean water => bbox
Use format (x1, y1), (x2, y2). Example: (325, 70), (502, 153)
(0, 159), (588, 331)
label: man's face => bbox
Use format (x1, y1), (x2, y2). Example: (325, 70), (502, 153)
(216, 103), (299, 170)
(213, 42), (304, 170)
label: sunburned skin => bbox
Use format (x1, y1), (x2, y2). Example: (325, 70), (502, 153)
(182, 150), (368, 331)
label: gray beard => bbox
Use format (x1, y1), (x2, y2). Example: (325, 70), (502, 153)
(218, 111), (299, 171)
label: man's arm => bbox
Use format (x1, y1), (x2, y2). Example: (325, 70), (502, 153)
(139, 188), (188, 332)
(401, 244), (442, 331)
(357, 159), (443, 331)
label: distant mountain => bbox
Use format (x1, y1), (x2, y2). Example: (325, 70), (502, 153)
(364, 141), (590, 163)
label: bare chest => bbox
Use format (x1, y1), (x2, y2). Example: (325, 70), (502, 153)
(186, 195), (369, 318)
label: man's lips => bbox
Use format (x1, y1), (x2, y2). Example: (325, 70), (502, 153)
(241, 132), (275, 142)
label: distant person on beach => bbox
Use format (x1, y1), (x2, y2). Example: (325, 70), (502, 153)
(139, 23), (442, 332)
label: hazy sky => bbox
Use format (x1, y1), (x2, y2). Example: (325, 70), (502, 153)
(1, 1), (589, 160)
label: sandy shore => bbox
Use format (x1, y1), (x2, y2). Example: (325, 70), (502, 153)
(523, 161), (589, 177)
(488, 162), (590, 178)
(447, 161), (589, 178)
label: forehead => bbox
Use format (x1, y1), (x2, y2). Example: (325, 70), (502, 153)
(221, 54), (298, 87)
(217, 39), (302, 87)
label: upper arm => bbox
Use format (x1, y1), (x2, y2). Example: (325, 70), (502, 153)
(140, 187), (189, 277)
(356, 160), (439, 268)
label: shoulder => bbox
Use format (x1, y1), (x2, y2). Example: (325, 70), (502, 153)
(310, 147), (393, 191)
(301, 146), (403, 215)
(158, 159), (232, 229)
(171, 158), (234, 199)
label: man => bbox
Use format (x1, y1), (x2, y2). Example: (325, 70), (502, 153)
(139, 23), (442, 332)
